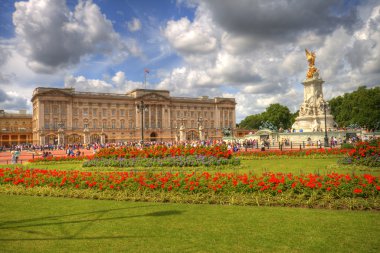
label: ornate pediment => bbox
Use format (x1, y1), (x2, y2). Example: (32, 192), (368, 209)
(139, 93), (170, 101)
(216, 99), (236, 105)
(35, 88), (73, 97)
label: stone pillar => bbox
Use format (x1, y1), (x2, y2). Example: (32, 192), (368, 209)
(39, 131), (45, 146)
(100, 128), (105, 145)
(57, 129), (64, 146)
(199, 125), (204, 141)
(83, 125), (90, 145)
(179, 125), (186, 142)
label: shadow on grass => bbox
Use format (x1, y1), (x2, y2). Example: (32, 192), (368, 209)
(0, 235), (150, 241)
(0, 206), (184, 242)
(0, 204), (158, 226)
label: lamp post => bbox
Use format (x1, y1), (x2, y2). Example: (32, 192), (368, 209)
(323, 102), (329, 147)
(137, 101), (148, 145)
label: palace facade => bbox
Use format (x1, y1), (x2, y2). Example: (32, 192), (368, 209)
(31, 87), (236, 145)
(0, 110), (33, 147)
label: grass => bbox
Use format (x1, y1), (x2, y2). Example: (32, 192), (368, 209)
(240, 158), (380, 175)
(0, 194), (379, 253)
(7, 158), (380, 176)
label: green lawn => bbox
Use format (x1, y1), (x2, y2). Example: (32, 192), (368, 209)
(0, 194), (379, 253)
(9, 158), (380, 176)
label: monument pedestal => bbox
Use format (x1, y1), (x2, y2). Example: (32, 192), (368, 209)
(292, 73), (336, 132)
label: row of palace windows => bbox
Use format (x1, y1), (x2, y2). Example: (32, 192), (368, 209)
(175, 111), (214, 118)
(43, 119), (163, 130)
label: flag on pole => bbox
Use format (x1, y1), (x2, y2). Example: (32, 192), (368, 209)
(144, 68), (150, 73)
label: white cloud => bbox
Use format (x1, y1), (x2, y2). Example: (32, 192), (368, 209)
(111, 71), (126, 85)
(12, 0), (140, 74)
(64, 71), (144, 93)
(163, 0), (380, 122)
(164, 7), (218, 57)
(127, 17), (141, 32)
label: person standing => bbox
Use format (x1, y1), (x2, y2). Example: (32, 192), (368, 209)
(11, 150), (16, 164)
(14, 149), (20, 163)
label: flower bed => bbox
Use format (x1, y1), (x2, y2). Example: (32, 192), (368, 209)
(1, 168), (379, 209)
(29, 155), (92, 164)
(235, 148), (350, 159)
(338, 140), (380, 167)
(95, 145), (232, 159)
(82, 155), (240, 168)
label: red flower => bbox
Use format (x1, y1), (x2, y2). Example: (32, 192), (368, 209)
(353, 188), (362, 194)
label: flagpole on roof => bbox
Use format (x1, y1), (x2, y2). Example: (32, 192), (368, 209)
(144, 68), (149, 89)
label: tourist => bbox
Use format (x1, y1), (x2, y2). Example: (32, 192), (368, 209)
(11, 150), (16, 164)
(14, 149), (20, 163)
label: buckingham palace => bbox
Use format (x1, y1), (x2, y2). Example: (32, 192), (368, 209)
(31, 87), (236, 145)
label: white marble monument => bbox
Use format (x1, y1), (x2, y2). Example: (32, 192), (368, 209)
(292, 49), (336, 132)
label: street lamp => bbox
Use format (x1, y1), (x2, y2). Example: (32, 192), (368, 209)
(137, 101), (148, 145)
(323, 101), (329, 147)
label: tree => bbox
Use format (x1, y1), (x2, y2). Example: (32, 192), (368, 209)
(329, 86), (380, 130)
(262, 103), (293, 129)
(239, 103), (293, 130)
(239, 114), (264, 129)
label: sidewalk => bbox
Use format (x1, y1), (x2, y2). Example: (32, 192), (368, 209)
(0, 149), (94, 165)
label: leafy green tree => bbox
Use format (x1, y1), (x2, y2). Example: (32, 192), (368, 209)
(239, 114), (264, 129)
(329, 86), (380, 130)
(262, 103), (293, 129)
(291, 110), (299, 125)
(239, 103), (293, 129)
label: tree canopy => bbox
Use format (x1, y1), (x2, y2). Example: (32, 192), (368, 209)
(239, 103), (293, 130)
(328, 86), (380, 130)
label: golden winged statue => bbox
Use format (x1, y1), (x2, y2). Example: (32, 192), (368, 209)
(305, 49), (318, 79)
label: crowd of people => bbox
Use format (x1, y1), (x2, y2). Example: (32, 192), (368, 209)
(1, 133), (378, 164)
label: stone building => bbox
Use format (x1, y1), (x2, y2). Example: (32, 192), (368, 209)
(31, 87), (236, 145)
(0, 110), (33, 147)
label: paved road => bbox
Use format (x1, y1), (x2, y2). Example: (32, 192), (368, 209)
(0, 149), (94, 165)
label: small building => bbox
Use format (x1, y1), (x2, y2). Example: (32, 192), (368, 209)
(0, 109), (33, 147)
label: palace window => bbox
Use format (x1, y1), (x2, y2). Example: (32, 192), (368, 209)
(83, 108), (88, 117)
(44, 105), (50, 114)
(73, 119), (78, 129)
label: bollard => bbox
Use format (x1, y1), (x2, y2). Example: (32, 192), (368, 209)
(290, 142), (292, 149)
(32, 154), (34, 160)
(302, 141), (305, 149)
(299, 144), (302, 150)
(280, 144), (283, 151)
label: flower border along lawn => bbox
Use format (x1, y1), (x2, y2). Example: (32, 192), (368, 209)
(0, 194), (379, 253)
(1, 167), (379, 210)
(3, 143), (379, 210)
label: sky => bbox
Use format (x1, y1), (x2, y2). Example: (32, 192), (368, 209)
(0, 0), (379, 123)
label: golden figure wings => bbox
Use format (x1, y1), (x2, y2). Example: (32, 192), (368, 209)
(305, 49), (317, 78)
(305, 49), (316, 67)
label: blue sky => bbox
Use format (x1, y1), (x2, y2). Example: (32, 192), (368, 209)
(0, 0), (379, 122)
